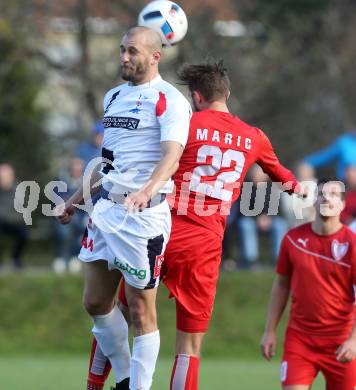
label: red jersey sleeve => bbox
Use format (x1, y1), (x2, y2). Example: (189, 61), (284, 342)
(276, 234), (292, 276)
(256, 129), (299, 194)
(352, 245), (356, 287)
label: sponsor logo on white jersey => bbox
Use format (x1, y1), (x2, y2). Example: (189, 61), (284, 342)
(331, 239), (349, 261)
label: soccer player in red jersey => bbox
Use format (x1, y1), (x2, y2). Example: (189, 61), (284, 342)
(86, 60), (304, 390)
(261, 179), (356, 390)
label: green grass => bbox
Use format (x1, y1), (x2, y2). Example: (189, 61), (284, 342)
(0, 356), (325, 389)
(0, 273), (326, 388)
(0, 272), (285, 358)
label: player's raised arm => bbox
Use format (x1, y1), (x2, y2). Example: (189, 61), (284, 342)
(124, 141), (184, 212)
(125, 85), (191, 212)
(256, 129), (305, 196)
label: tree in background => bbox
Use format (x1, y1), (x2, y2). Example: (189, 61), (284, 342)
(0, 16), (51, 183)
(2, 0), (356, 177)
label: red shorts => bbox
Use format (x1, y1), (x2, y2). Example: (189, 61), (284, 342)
(163, 214), (222, 333)
(281, 327), (356, 389)
(118, 214), (222, 333)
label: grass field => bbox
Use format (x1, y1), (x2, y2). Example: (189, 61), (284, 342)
(0, 273), (327, 389)
(0, 356), (325, 390)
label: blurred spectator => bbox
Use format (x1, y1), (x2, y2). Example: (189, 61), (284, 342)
(0, 163), (28, 269)
(350, 220), (356, 232)
(52, 157), (87, 273)
(340, 165), (356, 226)
(303, 130), (356, 180)
(235, 165), (288, 268)
(75, 120), (104, 167)
(222, 165), (288, 270)
(75, 120), (104, 205)
(281, 162), (316, 227)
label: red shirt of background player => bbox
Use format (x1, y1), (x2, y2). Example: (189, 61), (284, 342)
(277, 223), (356, 337)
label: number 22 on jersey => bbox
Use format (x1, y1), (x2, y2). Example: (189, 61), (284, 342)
(189, 145), (245, 202)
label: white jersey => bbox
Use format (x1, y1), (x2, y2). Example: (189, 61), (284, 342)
(100, 75), (191, 194)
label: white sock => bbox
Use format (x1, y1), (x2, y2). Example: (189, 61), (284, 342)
(92, 305), (131, 383)
(130, 330), (160, 390)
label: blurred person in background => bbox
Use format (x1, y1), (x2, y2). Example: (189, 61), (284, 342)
(261, 179), (356, 390)
(52, 157), (87, 273)
(350, 220), (356, 232)
(0, 163), (28, 269)
(234, 165), (289, 269)
(340, 165), (356, 226)
(75, 120), (104, 167)
(75, 120), (104, 205)
(303, 129), (356, 180)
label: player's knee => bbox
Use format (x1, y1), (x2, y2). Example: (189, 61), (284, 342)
(176, 332), (204, 356)
(83, 295), (111, 316)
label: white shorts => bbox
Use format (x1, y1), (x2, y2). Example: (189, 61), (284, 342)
(79, 198), (171, 289)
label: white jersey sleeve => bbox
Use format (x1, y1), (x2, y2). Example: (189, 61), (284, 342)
(158, 90), (191, 147)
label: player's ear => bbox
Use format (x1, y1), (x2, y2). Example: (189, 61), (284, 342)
(226, 90), (231, 101)
(151, 51), (161, 65)
(191, 90), (202, 104)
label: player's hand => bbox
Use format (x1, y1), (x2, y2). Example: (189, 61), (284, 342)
(55, 202), (76, 224)
(124, 190), (151, 212)
(260, 331), (277, 361)
(335, 338), (356, 363)
(295, 182), (309, 199)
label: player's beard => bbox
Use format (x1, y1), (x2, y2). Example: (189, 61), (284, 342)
(121, 58), (150, 85)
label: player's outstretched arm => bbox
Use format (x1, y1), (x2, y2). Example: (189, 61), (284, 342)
(124, 141), (183, 212)
(256, 129), (306, 197)
(335, 320), (356, 363)
(57, 161), (102, 224)
(260, 274), (290, 361)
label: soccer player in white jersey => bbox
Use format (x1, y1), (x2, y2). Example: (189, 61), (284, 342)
(57, 26), (191, 390)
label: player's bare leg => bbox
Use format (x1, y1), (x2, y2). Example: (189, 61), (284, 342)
(175, 330), (205, 356)
(83, 261), (131, 389)
(283, 386), (311, 390)
(125, 283), (160, 390)
(170, 330), (205, 390)
(83, 260), (121, 315)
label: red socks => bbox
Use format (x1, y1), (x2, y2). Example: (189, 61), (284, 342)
(170, 354), (200, 390)
(87, 338), (112, 390)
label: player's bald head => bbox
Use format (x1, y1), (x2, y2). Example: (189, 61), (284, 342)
(120, 26), (162, 84)
(124, 26), (162, 53)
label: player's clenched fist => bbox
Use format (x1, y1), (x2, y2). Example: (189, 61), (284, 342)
(336, 338), (356, 363)
(55, 202), (76, 224)
(260, 331), (277, 361)
(124, 190), (151, 212)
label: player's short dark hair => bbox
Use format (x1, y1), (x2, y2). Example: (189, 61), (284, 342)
(177, 59), (230, 102)
(317, 177), (346, 200)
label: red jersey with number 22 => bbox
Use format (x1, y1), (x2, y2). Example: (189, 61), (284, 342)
(171, 110), (298, 238)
